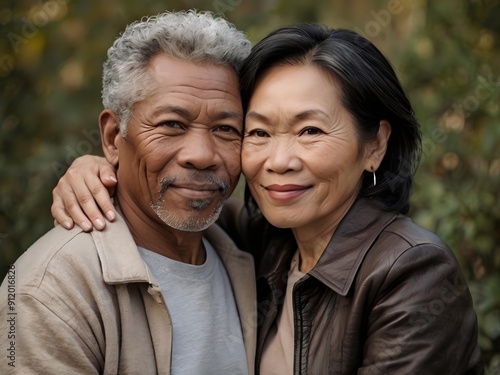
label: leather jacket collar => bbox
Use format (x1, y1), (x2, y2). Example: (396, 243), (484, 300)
(258, 198), (398, 294)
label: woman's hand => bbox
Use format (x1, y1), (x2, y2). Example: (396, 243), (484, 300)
(51, 155), (117, 231)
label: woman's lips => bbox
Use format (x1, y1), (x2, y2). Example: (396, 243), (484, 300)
(264, 184), (310, 202)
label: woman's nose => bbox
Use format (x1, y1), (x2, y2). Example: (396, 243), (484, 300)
(264, 137), (301, 174)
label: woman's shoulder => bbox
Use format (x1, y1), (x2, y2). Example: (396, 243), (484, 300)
(363, 214), (460, 277)
(382, 214), (449, 249)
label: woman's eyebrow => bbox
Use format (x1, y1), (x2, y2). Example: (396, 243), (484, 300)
(246, 109), (329, 125)
(245, 111), (270, 124)
(294, 109), (330, 121)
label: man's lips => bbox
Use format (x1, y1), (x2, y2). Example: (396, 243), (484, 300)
(264, 184), (311, 202)
(171, 183), (220, 191)
(158, 175), (229, 200)
(169, 184), (221, 199)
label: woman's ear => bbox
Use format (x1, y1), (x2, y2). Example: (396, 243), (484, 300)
(365, 120), (391, 172)
(99, 110), (122, 167)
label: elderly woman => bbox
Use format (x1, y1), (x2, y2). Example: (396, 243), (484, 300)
(234, 25), (483, 374)
(52, 24), (482, 374)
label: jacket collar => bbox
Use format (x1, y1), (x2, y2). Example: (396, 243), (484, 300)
(91, 210), (255, 286)
(307, 198), (398, 295)
(90, 212), (152, 285)
(92, 211), (256, 373)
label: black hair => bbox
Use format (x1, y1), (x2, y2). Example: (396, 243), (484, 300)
(240, 24), (421, 220)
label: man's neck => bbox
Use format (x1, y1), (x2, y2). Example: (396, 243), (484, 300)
(115, 194), (206, 265)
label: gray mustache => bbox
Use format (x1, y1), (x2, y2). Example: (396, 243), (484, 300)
(158, 173), (229, 197)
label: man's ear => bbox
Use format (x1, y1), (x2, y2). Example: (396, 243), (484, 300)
(99, 109), (122, 167)
(364, 120), (392, 172)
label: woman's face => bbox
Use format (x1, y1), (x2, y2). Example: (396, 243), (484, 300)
(242, 64), (375, 234)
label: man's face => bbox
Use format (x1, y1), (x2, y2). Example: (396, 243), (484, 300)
(116, 54), (243, 232)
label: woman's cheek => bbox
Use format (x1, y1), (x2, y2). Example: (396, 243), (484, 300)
(241, 146), (258, 180)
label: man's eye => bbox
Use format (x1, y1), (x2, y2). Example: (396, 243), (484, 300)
(162, 121), (183, 129)
(216, 125), (239, 134)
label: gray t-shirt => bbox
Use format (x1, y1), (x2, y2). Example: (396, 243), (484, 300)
(138, 238), (247, 375)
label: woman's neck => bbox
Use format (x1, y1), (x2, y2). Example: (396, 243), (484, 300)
(292, 199), (355, 273)
(293, 227), (336, 273)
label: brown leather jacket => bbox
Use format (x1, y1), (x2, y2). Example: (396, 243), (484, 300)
(219, 197), (483, 375)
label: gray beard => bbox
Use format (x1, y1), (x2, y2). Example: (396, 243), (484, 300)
(150, 173), (229, 232)
(150, 196), (226, 232)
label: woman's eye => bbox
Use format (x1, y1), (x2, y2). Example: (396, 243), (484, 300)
(247, 129), (269, 137)
(300, 127), (322, 136)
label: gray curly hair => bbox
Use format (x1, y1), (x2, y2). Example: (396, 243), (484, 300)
(102, 10), (251, 135)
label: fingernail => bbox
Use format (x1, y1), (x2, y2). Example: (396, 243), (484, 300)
(96, 219), (104, 229)
(64, 221), (71, 229)
(82, 221), (92, 231)
(109, 176), (117, 182)
(107, 210), (115, 221)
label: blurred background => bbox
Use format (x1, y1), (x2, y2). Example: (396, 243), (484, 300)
(1, 0), (499, 371)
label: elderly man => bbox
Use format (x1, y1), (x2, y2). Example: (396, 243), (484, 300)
(0, 11), (256, 374)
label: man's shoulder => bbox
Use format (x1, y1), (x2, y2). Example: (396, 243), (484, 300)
(5, 226), (100, 288)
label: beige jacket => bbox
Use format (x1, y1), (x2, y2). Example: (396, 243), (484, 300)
(0, 213), (256, 374)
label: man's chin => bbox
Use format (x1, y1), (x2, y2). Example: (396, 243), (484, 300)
(151, 200), (225, 232)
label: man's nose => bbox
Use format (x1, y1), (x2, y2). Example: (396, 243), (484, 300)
(177, 130), (220, 170)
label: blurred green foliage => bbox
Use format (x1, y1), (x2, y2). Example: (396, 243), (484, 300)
(1, 0), (499, 371)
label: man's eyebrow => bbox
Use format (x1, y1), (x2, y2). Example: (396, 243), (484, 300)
(214, 111), (243, 122)
(151, 105), (191, 118)
(151, 106), (242, 122)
